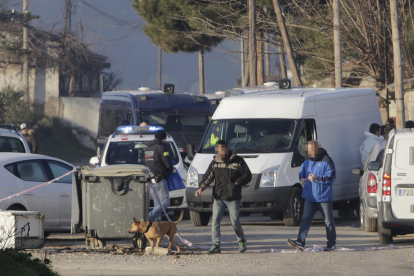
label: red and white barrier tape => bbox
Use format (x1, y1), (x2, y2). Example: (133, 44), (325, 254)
(150, 183), (210, 250)
(0, 169), (77, 203)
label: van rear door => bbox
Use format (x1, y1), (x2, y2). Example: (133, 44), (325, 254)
(391, 137), (414, 219)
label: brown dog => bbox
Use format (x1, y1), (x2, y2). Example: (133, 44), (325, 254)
(128, 210), (184, 253)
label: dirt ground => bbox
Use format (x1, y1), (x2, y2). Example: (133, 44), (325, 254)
(29, 214), (414, 276)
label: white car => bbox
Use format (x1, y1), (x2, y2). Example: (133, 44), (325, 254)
(0, 125), (31, 153)
(0, 153), (74, 231)
(90, 125), (188, 212)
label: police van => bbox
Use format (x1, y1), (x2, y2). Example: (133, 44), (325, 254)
(186, 83), (382, 227)
(90, 125), (188, 213)
(96, 85), (213, 158)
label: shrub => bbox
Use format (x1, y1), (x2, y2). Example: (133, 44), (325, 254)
(0, 249), (60, 276)
(0, 86), (34, 126)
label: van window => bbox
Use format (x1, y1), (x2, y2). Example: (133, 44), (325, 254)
(201, 119), (298, 153)
(106, 141), (179, 165)
(395, 138), (414, 170)
(142, 114), (168, 125)
(292, 119), (317, 167)
(180, 115), (208, 126)
(376, 149), (385, 167)
(297, 119), (317, 157)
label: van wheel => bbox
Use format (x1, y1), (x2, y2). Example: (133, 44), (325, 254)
(269, 212), (283, 220)
(283, 187), (303, 226)
(377, 214), (393, 244)
(175, 209), (191, 220)
(190, 211), (210, 226)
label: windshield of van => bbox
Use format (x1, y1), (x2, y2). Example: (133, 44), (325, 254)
(200, 119), (298, 153)
(106, 141), (179, 165)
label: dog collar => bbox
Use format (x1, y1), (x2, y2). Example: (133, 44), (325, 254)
(144, 221), (153, 233)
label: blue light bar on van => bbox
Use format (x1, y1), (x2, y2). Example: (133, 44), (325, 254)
(116, 125), (164, 134)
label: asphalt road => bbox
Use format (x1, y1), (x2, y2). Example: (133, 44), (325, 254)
(32, 213), (414, 276)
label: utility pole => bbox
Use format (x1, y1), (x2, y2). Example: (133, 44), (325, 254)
(22, 0), (29, 100)
(158, 47), (162, 90)
(390, 0), (405, 128)
(199, 49), (205, 94)
(249, 0), (257, 86)
(257, 31), (264, 85)
(278, 42), (287, 79)
(272, 0), (302, 86)
(241, 37), (245, 86)
(65, 0), (72, 33)
(333, 0), (342, 88)
(264, 33), (270, 82)
(78, 17), (83, 42)
(383, 2), (390, 120)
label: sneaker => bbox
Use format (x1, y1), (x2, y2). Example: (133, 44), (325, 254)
(239, 240), (247, 253)
(208, 244), (221, 254)
(287, 239), (304, 251)
(324, 245), (336, 251)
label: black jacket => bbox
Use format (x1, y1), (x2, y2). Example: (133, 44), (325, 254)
(200, 151), (252, 201)
(145, 138), (174, 181)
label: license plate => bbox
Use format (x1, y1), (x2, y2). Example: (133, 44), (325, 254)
(398, 189), (414, 196)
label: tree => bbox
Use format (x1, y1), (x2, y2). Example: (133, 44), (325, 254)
(133, 0), (223, 94)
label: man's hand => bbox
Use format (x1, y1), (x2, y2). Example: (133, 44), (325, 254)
(300, 178), (306, 186)
(235, 182), (239, 185)
(308, 174), (316, 182)
(195, 188), (203, 197)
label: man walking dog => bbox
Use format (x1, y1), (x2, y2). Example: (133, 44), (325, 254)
(195, 140), (252, 254)
(288, 140), (337, 251)
(145, 130), (174, 222)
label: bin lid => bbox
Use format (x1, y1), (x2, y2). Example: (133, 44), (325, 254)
(81, 165), (150, 178)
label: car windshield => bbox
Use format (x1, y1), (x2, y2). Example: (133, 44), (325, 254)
(0, 136), (26, 153)
(106, 141), (179, 165)
(200, 119), (298, 154)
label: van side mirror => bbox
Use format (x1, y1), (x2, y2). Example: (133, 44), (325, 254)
(187, 144), (195, 161)
(90, 156), (100, 166)
(368, 161), (381, 171)
(351, 167), (363, 176)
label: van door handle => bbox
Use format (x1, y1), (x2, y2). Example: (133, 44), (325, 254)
(61, 193), (70, 197)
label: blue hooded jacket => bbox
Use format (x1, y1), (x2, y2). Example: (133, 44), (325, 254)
(300, 148), (336, 202)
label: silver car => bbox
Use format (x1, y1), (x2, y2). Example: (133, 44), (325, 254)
(352, 142), (386, 232)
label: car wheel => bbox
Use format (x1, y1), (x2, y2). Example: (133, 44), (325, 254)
(7, 204), (27, 211)
(359, 202), (366, 229)
(377, 213), (393, 244)
(283, 187), (303, 226)
(190, 211), (210, 226)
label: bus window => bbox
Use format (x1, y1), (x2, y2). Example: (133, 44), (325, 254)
(141, 114), (168, 125)
(180, 115), (208, 126)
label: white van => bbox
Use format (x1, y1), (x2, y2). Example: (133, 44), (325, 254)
(375, 129), (414, 244)
(186, 87), (382, 226)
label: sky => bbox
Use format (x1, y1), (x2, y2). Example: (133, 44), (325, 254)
(8, 0), (261, 94)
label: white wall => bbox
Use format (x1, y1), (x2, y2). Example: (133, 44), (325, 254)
(45, 97), (101, 149)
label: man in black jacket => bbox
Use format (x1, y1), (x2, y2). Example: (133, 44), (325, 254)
(195, 140), (252, 254)
(145, 130), (174, 221)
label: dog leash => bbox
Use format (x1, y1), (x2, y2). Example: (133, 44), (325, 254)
(150, 183), (210, 250)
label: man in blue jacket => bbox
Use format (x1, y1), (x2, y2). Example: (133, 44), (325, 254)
(288, 140), (337, 251)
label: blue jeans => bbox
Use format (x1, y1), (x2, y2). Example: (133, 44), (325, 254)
(149, 179), (170, 222)
(212, 199), (245, 245)
(297, 200), (336, 247)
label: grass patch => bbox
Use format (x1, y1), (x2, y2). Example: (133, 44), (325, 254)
(35, 117), (94, 163)
(0, 249), (60, 276)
